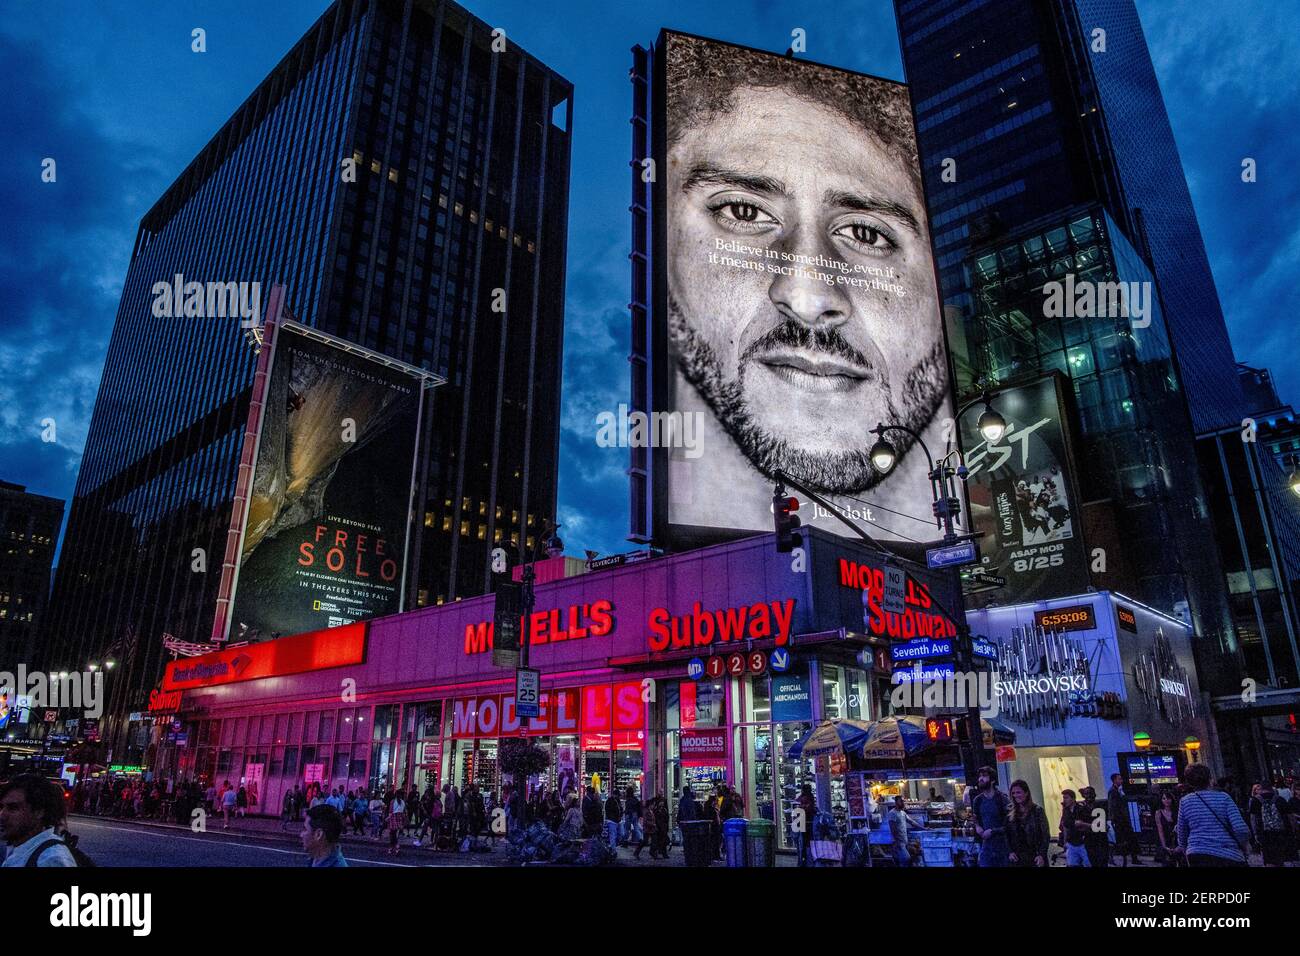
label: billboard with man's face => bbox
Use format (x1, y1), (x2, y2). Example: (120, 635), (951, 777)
(655, 32), (952, 545)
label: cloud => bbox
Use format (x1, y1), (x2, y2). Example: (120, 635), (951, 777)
(1140, 1), (1300, 403)
(0, 32), (171, 525)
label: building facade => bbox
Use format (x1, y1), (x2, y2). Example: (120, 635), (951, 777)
(894, 0), (1244, 432)
(893, 0), (1258, 769)
(0, 481), (64, 667)
(44, 0), (572, 759)
(152, 528), (967, 852)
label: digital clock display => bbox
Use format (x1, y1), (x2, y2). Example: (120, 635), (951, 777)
(1033, 604), (1096, 632)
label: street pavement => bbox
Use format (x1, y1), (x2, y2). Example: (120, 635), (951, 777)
(64, 813), (783, 867)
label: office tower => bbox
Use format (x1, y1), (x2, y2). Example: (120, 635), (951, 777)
(896, 0), (1244, 431)
(45, 0), (572, 756)
(0, 481), (64, 666)
(1196, 366), (1300, 775)
(894, 0), (1243, 678)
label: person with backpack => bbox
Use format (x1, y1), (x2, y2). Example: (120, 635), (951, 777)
(1079, 786), (1109, 868)
(1, 775), (81, 867)
(1248, 784), (1295, 866)
(582, 785), (603, 839)
(221, 781), (238, 829)
(604, 787), (623, 848)
(623, 785), (645, 855)
(280, 787), (296, 831)
(971, 766), (1011, 867)
(387, 788), (407, 856)
(352, 791), (369, 836)
(1175, 763), (1251, 866)
(1058, 789), (1091, 866)
(419, 788), (442, 847)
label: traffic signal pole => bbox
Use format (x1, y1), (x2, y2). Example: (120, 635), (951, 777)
(774, 458), (989, 787)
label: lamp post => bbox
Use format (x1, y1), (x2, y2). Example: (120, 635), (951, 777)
(514, 522), (563, 827)
(1287, 456), (1300, 499)
(867, 391), (1006, 788)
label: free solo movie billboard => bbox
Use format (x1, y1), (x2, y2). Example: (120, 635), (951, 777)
(647, 31), (954, 547)
(224, 324), (422, 640)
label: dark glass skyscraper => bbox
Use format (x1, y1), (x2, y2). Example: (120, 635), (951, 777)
(894, 1), (1243, 700)
(896, 0), (1244, 431)
(45, 0), (572, 747)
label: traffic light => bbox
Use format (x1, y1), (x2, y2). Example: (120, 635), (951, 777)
(773, 493), (802, 553)
(926, 717), (955, 742)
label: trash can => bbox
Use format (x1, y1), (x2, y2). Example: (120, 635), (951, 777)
(680, 820), (712, 867)
(744, 818), (776, 868)
(723, 817), (748, 867)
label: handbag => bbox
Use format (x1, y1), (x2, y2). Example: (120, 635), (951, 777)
(810, 839), (842, 863)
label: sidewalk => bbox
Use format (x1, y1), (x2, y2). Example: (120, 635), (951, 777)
(69, 812), (798, 866)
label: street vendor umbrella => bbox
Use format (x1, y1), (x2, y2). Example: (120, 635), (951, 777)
(859, 716), (936, 761)
(980, 716), (1016, 747)
(784, 719), (874, 759)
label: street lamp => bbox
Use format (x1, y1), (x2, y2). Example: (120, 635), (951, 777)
(867, 391), (1006, 789)
(976, 403), (1007, 445)
(1287, 456), (1300, 499)
(869, 436), (897, 474)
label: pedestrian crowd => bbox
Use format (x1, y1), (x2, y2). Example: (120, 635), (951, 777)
(963, 763), (1300, 868)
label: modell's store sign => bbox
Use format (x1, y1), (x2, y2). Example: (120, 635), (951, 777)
(680, 729), (727, 765)
(463, 598), (797, 656)
(451, 681), (645, 748)
(837, 558), (956, 639)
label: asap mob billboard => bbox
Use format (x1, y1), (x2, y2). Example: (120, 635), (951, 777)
(653, 31), (953, 545)
(226, 325), (422, 640)
(961, 374), (1089, 607)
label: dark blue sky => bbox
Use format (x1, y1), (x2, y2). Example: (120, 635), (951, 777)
(2, 1), (1296, 561)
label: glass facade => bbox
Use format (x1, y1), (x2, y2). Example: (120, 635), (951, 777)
(896, 0), (1245, 431)
(45, 0), (572, 754)
(1198, 429), (1300, 689)
(964, 207), (1239, 689)
(895, 0), (1244, 694)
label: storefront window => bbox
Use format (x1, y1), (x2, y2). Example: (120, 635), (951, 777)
(408, 701), (442, 794)
(369, 705), (399, 792)
(821, 664), (869, 721)
(774, 722), (814, 849)
(667, 679), (724, 729)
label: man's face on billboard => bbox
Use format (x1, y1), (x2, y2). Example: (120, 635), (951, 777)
(668, 86), (946, 493)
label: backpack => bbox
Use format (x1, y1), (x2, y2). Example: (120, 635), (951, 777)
(1260, 799), (1286, 833)
(25, 834), (96, 868)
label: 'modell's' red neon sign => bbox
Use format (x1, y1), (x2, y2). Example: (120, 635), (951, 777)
(463, 599), (796, 655)
(839, 558), (955, 639)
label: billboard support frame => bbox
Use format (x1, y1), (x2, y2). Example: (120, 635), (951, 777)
(212, 288), (444, 643)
